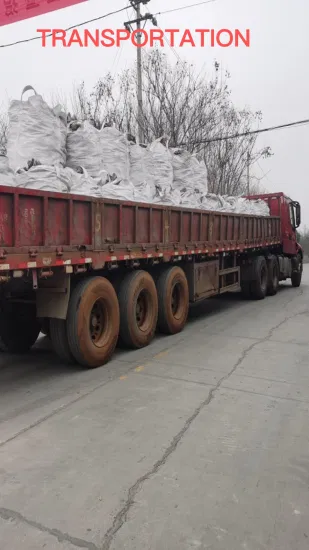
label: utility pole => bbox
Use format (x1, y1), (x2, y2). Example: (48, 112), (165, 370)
(125, 0), (157, 144)
(247, 151), (250, 195)
(136, 1), (143, 145)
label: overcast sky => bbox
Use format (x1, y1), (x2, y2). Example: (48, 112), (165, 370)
(0, 0), (308, 226)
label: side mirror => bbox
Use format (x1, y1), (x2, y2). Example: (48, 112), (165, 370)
(293, 201), (301, 229)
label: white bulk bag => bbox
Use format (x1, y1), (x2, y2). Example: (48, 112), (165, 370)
(15, 165), (71, 193)
(66, 121), (104, 177)
(200, 193), (229, 212)
(152, 186), (181, 206)
(147, 138), (173, 190)
(172, 149), (208, 193)
(133, 181), (155, 203)
(100, 127), (130, 183)
(129, 143), (156, 186)
(189, 155), (208, 193)
(7, 86), (67, 171)
(67, 167), (105, 198)
(225, 197), (270, 216)
(0, 154), (18, 187)
(129, 143), (155, 203)
(101, 180), (136, 202)
(179, 188), (203, 209)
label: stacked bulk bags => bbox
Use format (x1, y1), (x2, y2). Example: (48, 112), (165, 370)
(1, 86), (270, 217)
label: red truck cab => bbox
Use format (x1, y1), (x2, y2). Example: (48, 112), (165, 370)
(246, 192), (302, 258)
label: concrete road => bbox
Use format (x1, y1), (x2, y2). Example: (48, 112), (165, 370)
(0, 268), (309, 550)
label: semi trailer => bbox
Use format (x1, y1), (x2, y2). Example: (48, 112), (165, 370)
(0, 186), (302, 367)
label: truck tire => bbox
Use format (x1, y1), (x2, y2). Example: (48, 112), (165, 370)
(250, 256), (268, 300)
(50, 318), (76, 365)
(66, 277), (120, 368)
(291, 254), (303, 287)
(0, 302), (41, 353)
(241, 282), (252, 299)
(118, 270), (158, 349)
(156, 266), (189, 335)
(267, 256), (279, 296)
(41, 318), (50, 337)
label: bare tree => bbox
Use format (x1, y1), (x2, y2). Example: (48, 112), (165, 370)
(297, 227), (309, 259)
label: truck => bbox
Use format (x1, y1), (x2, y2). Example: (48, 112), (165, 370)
(0, 186), (303, 367)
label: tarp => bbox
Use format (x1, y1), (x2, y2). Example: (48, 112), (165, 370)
(0, 0), (87, 28)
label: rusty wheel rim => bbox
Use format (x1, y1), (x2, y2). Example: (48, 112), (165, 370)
(171, 281), (185, 320)
(171, 283), (181, 317)
(135, 290), (152, 331)
(89, 299), (107, 347)
(136, 291), (147, 328)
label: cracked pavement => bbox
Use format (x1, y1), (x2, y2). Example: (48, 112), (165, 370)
(0, 268), (309, 549)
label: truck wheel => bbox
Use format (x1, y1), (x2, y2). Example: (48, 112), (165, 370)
(118, 270), (158, 349)
(241, 282), (252, 299)
(250, 256), (268, 300)
(156, 266), (189, 335)
(66, 277), (120, 368)
(41, 318), (50, 337)
(291, 254), (303, 287)
(267, 256), (279, 296)
(50, 318), (76, 365)
(0, 302), (41, 353)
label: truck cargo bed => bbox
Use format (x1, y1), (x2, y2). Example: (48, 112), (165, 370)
(0, 185), (281, 272)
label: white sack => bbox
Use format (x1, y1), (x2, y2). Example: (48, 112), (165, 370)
(101, 180), (136, 202)
(129, 143), (156, 202)
(133, 182), (155, 203)
(199, 193), (270, 216)
(66, 121), (105, 177)
(180, 188), (203, 209)
(147, 138), (173, 190)
(15, 165), (71, 193)
(152, 186), (182, 206)
(67, 167), (107, 198)
(100, 127), (129, 183)
(172, 149), (208, 193)
(0, 154), (18, 187)
(7, 86), (67, 171)
(129, 143), (156, 188)
(223, 196), (270, 216)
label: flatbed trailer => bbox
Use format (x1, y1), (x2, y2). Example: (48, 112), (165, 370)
(0, 186), (303, 367)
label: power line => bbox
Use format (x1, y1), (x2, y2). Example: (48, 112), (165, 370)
(154, 0), (216, 17)
(178, 118), (309, 146)
(257, 160), (272, 184)
(0, 5), (129, 48)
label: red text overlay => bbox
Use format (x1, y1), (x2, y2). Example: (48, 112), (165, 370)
(37, 28), (251, 48)
(0, 0), (87, 28)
